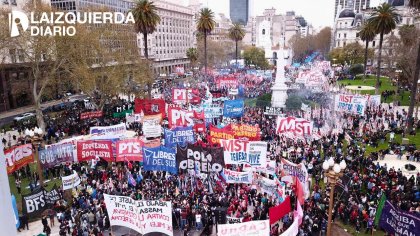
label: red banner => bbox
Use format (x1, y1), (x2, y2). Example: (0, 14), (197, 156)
(269, 196), (291, 225)
(76, 140), (113, 162)
(168, 107), (194, 128)
(80, 111), (103, 120)
(134, 99), (166, 117)
(5, 144), (34, 174)
(172, 88), (201, 104)
(208, 126), (234, 145)
(230, 124), (261, 141)
(216, 76), (238, 89)
(116, 138), (143, 162)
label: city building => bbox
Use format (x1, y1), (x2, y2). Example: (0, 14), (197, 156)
(229, 0), (249, 25)
(137, 0), (195, 75)
(242, 16), (256, 45)
(332, 0), (415, 68)
(255, 8), (285, 49)
(209, 13), (233, 42)
(334, 0), (370, 19)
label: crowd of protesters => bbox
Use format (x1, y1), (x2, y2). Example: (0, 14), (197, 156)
(7, 65), (420, 236)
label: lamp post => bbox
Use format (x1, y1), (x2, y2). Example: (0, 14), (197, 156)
(26, 128), (44, 187)
(322, 158), (347, 236)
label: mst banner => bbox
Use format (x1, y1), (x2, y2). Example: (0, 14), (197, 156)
(116, 138), (143, 162)
(39, 143), (74, 169)
(5, 144), (34, 174)
(104, 194), (173, 236)
(276, 117), (313, 136)
(177, 144), (224, 174)
(223, 99), (244, 118)
(218, 220), (269, 236)
(164, 126), (195, 147)
(334, 94), (367, 115)
(76, 140), (113, 162)
(222, 169), (253, 184)
(143, 146), (177, 174)
(379, 200), (420, 236)
(220, 139), (267, 166)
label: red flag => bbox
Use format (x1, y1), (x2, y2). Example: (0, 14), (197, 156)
(295, 177), (305, 206)
(269, 196), (291, 225)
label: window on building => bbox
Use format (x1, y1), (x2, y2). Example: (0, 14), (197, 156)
(344, 33), (346, 38)
(338, 33), (341, 38)
(262, 29), (265, 35)
(9, 49), (16, 63)
(343, 41), (346, 47)
(17, 49), (24, 62)
(372, 41), (375, 47)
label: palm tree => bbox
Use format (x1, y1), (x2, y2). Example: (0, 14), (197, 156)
(131, 0), (160, 59)
(186, 48), (198, 70)
(228, 23), (245, 66)
(368, 3), (399, 94)
(406, 0), (420, 132)
(358, 23), (376, 79)
(196, 8), (215, 74)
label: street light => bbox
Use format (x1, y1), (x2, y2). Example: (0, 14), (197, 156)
(27, 128), (44, 187)
(323, 158), (346, 236)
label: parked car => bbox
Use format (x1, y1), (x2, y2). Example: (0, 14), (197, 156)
(13, 113), (35, 122)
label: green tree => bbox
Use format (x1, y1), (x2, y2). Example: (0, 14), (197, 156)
(131, 0), (160, 59)
(369, 3), (400, 94)
(359, 23), (376, 78)
(328, 43), (373, 66)
(196, 8), (216, 74)
(406, 0), (420, 132)
(186, 48), (198, 70)
(228, 23), (245, 65)
(242, 46), (270, 69)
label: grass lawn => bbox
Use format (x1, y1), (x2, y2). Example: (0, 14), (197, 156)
(9, 163), (62, 213)
(364, 133), (420, 155)
(337, 75), (410, 106)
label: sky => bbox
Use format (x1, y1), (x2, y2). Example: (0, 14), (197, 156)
(176, 0), (386, 29)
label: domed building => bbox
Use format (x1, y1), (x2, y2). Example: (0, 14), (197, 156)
(331, 2), (415, 68)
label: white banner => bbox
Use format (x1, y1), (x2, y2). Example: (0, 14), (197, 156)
(143, 115), (162, 138)
(220, 140), (267, 166)
(256, 176), (277, 196)
(223, 169), (253, 184)
(89, 123), (126, 136)
(280, 216), (299, 236)
(218, 220), (270, 236)
(334, 94), (367, 115)
(276, 117), (313, 137)
(61, 171), (81, 190)
(280, 159), (309, 198)
(104, 194), (173, 236)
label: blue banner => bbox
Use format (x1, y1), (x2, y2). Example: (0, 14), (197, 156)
(203, 104), (223, 118)
(11, 195), (20, 229)
(379, 200), (420, 236)
(143, 146), (177, 174)
(223, 99), (244, 118)
(164, 126), (195, 147)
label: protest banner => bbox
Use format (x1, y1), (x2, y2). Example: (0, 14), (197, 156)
(334, 94), (367, 115)
(203, 104), (223, 118)
(21, 188), (49, 218)
(216, 76), (238, 89)
(269, 196), (291, 225)
(227, 216), (243, 224)
(223, 99), (244, 118)
(230, 124), (261, 141)
(126, 112), (142, 124)
(276, 117), (313, 136)
(143, 138), (162, 148)
(76, 140), (113, 162)
(113, 109), (133, 118)
(104, 194), (174, 236)
(172, 88), (201, 104)
(143, 146), (177, 174)
(222, 169), (253, 184)
(365, 94), (381, 107)
(142, 114), (162, 138)
(168, 107), (194, 128)
(62, 171), (81, 190)
(208, 126), (234, 145)
(280, 159), (309, 197)
(89, 123), (126, 136)
(80, 111), (103, 120)
(104, 194), (142, 233)
(164, 126), (195, 147)
(137, 200), (173, 236)
(4, 144), (34, 174)
(177, 144), (224, 174)
(44, 186), (61, 205)
(379, 200), (420, 236)
(39, 143), (74, 169)
(218, 220), (269, 236)
(134, 99), (166, 117)
(256, 176), (277, 196)
(264, 106), (283, 116)
(116, 138), (143, 162)
(220, 139), (267, 166)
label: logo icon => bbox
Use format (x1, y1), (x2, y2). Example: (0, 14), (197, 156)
(9, 10), (29, 37)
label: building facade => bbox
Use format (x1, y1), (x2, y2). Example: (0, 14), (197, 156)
(229, 0), (249, 25)
(334, 0), (370, 19)
(137, 0), (195, 75)
(332, 1), (415, 68)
